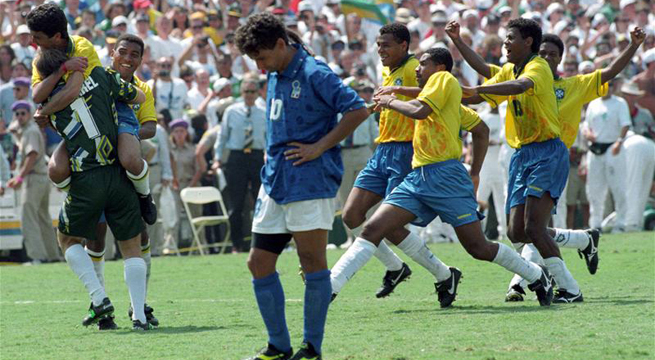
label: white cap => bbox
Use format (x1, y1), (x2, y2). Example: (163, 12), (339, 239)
(112, 15), (128, 27)
(463, 9), (479, 19)
(591, 13), (608, 28)
(16, 24), (30, 35)
(643, 48), (655, 66)
(546, 3), (564, 19)
(578, 60), (595, 74)
(553, 20), (569, 35)
(213, 78), (231, 92)
(620, 0), (637, 9)
(498, 6), (512, 14)
(620, 81), (645, 96)
(429, 4), (447, 14)
(298, 1), (313, 13)
(477, 0), (493, 10)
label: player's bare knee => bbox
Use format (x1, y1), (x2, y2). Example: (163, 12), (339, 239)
(342, 206), (365, 230)
(119, 152), (144, 175)
(507, 225), (527, 243)
(524, 222), (546, 243)
(48, 160), (69, 183)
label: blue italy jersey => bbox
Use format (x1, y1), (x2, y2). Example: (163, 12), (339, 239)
(263, 44), (365, 204)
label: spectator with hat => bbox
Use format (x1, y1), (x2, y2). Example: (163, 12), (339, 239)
(407, 1), (430, 38)
(226, 4), (242, 32)
(633, 48), (655, 116)
(98, 30), (120, 67)
(199, 77), (234, 127)
(1, 76), (31, 123)
(11, 25), (35, 68)
(622, 81), (655, 139)
(7, 100), (61, 263)
(111, 15), (129, 34)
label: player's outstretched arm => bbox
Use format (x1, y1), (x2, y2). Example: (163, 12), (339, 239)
(600, 27), (646, 84)
(374, 94), (431, 120)
(284, 107), (369, 166)
(445, 21), (492, 79)
(463, 77), (534, 97)
(36, 71), (86, 117)
(33, 57), (88, 104)
(375, 86), (422, 99)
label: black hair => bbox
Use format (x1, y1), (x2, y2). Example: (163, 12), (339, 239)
(542, 34), (564, 57)
(34, 48), (68, 78)
(234, 12), (312, 57)
(26, 3), (69, 39)
(116, 34), (145, 57)
(379, 22), (411, 51)
(425, 47), (453, 72)
(508, 18), (542, 53)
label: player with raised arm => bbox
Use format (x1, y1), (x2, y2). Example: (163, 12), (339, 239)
(446, 20), (647, 302)
(332, 47), (554, 310)
(235, 13), (369, 360)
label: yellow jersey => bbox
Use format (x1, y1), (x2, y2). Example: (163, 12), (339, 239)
(481, 56), (559, 148)
(130, 76), (157, 125)
(377, 55), (418, 143)
(32, 35), (102, 86)
(488, 65), (608, 148)
(413, 71), (463, 168)
(554, 70), (608, 148)
(460, 105), (482, 131)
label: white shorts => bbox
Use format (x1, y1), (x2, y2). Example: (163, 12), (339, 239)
(251, 186), (336, 234)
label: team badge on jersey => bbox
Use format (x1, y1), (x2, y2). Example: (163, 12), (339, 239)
(394, 78), (403, 86)
(555, 88), (565, 100)
(291, 80), (301, 99)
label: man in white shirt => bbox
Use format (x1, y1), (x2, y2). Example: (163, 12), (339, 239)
(583, 81), (632, 231)
(199, 78), (234, 127)
(147, 16), (183, 72)
(187, 69), (211, 110)
(147, 57), (188, 120)
(11, 25), (36, 68)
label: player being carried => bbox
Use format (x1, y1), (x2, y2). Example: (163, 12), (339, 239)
(333, 47), (555, 310)
(446, 19), (647, 302)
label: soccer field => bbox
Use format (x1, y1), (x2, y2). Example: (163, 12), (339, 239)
(1, 232), (653, 360)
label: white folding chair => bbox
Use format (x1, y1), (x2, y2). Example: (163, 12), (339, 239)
(180, 187), (231, 255)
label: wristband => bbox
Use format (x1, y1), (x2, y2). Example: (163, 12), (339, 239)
(386, 98), (394, 107)
(15, 176), (23, 184)
(60, 63), (68, 73)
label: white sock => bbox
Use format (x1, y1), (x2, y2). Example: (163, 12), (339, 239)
(512, 242), (525, 252)
(330, 238), (377, 294)
(85, 247), (106, 289)
(126, 160), (150, 196)
(373, 240), (403, 272)
(397, 232), (451, 282)
(141, 241), (152, 297)
(124, 257), (147, 323)
(508, 244), (543, 290)
(543, 257), (580, 295)
(65, 244), (106, 306)
(552, 228), (590, 250)
(54, 176), (71, 192)
(492, 242), (541, 283)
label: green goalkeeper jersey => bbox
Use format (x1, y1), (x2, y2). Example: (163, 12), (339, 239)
(48, 67), (138, 172)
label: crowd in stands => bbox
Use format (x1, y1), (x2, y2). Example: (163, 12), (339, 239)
(1, 0), (654, 262)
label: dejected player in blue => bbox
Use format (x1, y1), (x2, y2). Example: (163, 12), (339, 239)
(235, 13), (369, 360)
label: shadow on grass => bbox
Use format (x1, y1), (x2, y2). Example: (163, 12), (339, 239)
(109, 325), (225, 335)
(584, 297), (653, 306)
(392, 304), (567, 315)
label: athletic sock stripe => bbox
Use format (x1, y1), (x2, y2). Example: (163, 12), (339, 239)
(141, 246), (151, 254)
(127, 169), (149, 181)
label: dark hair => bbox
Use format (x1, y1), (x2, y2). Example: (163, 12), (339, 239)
(81, 9), (96, 20)
(116, 34), (145, 57)
(0, 44), (16, 64)
(379, 22), (411, 51)
(542, 34), (564, 57)
(34, 48), (68, 78)
(425, 47), (453, 72)
(235, 12), (312, 56)
(508, 18), (542, 53)
(26, 3), (69, 39)
(235, 12), (288, 55)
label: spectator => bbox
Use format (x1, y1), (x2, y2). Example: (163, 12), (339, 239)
(199, 78), (234, 127)
(7, 101), (60, 263)
(11, 25), (35, 68)
(0, 45), (15, 85)
(148, 57), (188, 120)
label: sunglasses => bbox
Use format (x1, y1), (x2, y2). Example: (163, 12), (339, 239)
(159, 63), (172, 68)
(192, 25), (204, 29)
(243, 90), (257, 94)
(14, 111), (28, 116)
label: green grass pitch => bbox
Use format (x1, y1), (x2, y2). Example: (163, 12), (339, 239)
(1, 232), (653, 359)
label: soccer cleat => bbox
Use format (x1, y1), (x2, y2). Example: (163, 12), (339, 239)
(578, 229), (600, 275)
(289, 343), (321, 360)
(246, 344), (293, 360)
(375, 263), (412, 298)
(553, 289), (584, 303)
(505, 284), (526, 302)
(98, 315), (118, 330)
(128, 304), (159, 327)
(139, 193), (158, 225)
(82, 297), (114, 326)
(527, 266), (554, 306)
(330, 293), (338, 303)
(132, 319), (155, 331)
(434, 267), (462, 308)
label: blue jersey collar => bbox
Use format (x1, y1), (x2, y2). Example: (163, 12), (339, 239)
(280, 44), (307, 79)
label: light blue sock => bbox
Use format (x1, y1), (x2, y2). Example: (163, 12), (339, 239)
(303, 269), (331, 354)
(253, 272), (291, 353)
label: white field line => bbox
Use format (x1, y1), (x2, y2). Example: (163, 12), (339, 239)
(1, 298), (304, 305)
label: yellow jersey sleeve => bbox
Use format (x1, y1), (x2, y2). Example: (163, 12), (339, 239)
(460, 105), (482, 131)
(133, 77), (157, 125)
(479, 64), (512, 108)
(376, 56), (419, 143)
(31, 36), (102, 86)
(412, 71), (463, 168)
(557, 70), (608, 148)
